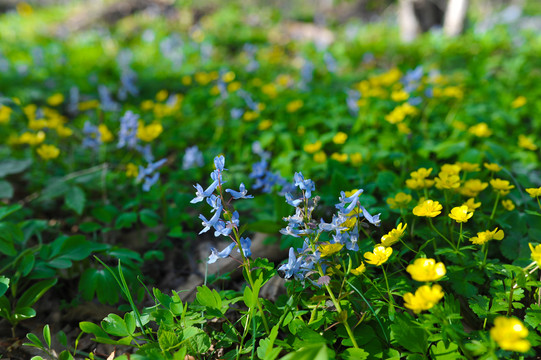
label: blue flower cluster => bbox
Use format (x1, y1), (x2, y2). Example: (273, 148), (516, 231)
(249, 142), (294, 195)
(136, 158), (167, 192)
(190, 155), (254, 264)
(278, 174), (381, 281)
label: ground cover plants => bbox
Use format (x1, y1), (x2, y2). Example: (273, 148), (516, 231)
(1, 1), (541, 359)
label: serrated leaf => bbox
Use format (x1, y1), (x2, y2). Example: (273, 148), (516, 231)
(139, 209), (160, 227)
(0, 203), (22, 221)
(342, 348), (369, 360)
(278, 344), (330, 360)
(430, 340), (460, 359)
(390, 313), (428, 354)
(158, 328), (180, 351)
(525, 304), (541, 330)
(65, 186), (86, 215)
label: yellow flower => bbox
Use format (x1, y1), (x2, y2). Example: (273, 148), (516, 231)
(16, 2), (33, 16)
(304, 140), (322, 154)
(448, 205), (473, 223)
(381, 223), (407, 247)
(78, 100), (99, 111)
(470, 228), (504, 245)
(126, 163), (139, 178)
(462, 198), (481, 212)
(18, 131), (46, 146)
(286, 100), (303, 113)
(490, 317), (530, 353)
(331, 153), (348, 163)
(227, 82), (241, 93)
(297, 126), (305, 135)
(387, 192), (412, 209)
(350, 152), (362, 166)
(460, 179), (488, 197)
(413, 200), (442, 217)
(36, 144), (60, 160)
(222, 71), (235, 83)
(483, 162), (502, 172)
(98, 124), (113, 143)
(455, 162), (479, 172)
(47, 93), (64, 106)
(391, 90), (409, 102)
(262, 84), (278, 98)
(406, 177), (435, 190)
(435, 172), (461, 190)
(0, 105), (12, 124)
(440, 164), (461, 175)
(502, 199), (515, 211)
(406, 258), (446, 282)
(411, 167), (433, 179)
(529, 243), (541, 266)
(452, 120), (467, 131)
(468, 123), (492, 137)
(518, 134), (537, 151)
(313, 151), (327, 163)
(526, 187), (541, 198)
(181, 75), (192, 85)
(364, 246), (392, 266)
(397, 122), (411, 134)
(195, 72), (211, 85)
(156, 90), (168, 102)
(351, 263), (366, 276)
(56, 126), (73, 137)
(137, 122), (163, 142)
(319, 243), (344, 257)
(243, 111), (259, 122)
(403, 284), (444, 314)
(490, 178), (515, 196)
(332, 132), (348, 144)
(511, 96), (527, 109)
(258, 119), (272, 130)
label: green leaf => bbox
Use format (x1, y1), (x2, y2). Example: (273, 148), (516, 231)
(430, 341), (460, 359)
(390, 313), (428, 354)
(115, 212), (138, 229)
(79, 222), (102, 233)
(101, 314), (130, 337)
(18, 254), (35, 276)
(158, 328), (180, 351)
(195, 286), (222, 312)
(17, 278), (57, 308)
(0, 180), (14, 199)
(65, 186), (86, 215)
(0, 276), (9, 297)
(0, 159), (32, 177)
(58, 350), (74, 360)
(0, 203), (22, 221)
(139, 209), (160, 227)
(79, 321), (111, 339)
(342, 348), (369, 360)
(181, 326), (211, 354)
(278, 344), (330, 360)
(91, 205), (118, 223)
(525, 210), (541, 217)
(468, 295), (490, 318)
(525, 304), (541, 330)
(43, 324), (51, 348)
(13, 306), (37, 321)
(25, 333), (43, 348)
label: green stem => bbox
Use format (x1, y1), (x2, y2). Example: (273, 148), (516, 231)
(481, 243), (489, 268)
(428, 218), (457, 252)
(489, 193), (501, 224)
(382, 266), (395, 308)
(317, 264), (358, 349)
(456, 222), (463, 249)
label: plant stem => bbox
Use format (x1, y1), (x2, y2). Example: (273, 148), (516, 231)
(428, 218), (457, 252)
(316, 264), (358, 348)
(382, 266), (395, 309)
(489, 193), (500, 224)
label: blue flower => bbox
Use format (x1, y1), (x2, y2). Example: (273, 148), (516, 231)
(191, 184), (207, 204)
(213, 221), (232, 237)
(182, 146), (204, 170)
(318, 214), (348, 232)
(335, 189), (363, 214)
(225, 183), (253, 199)
(278, 248), (303, 280)
(208, 242), (235, 264)
(199, 206), (223, 234)
(136, 158), (167, 192)
(238, 237), (252, 257)
(117, 110), (139, 149)
(82, 121), (101, 149)
(206, 194), (222, 212)
(285, 193), (302, 207)
(214, 155), (225, 172)
(293, 172), (315, 198)
(360, 206), (381, 227)
(280, 224), (302, 238)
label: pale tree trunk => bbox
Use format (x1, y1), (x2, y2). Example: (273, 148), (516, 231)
(443, 0), (469, 36)
(399, 0), (422, 42)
